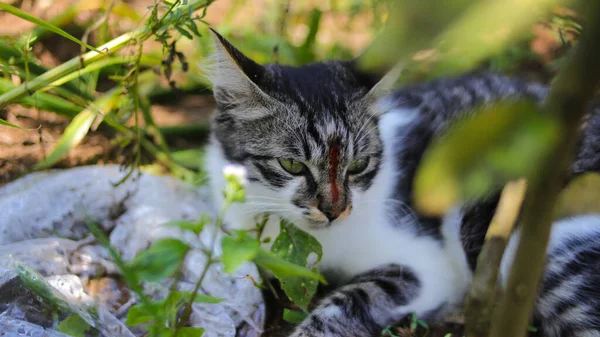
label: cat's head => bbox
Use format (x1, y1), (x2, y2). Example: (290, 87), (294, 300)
(207, 29), (389, 229)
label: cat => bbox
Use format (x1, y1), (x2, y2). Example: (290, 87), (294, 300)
(204, 28), (600, 337)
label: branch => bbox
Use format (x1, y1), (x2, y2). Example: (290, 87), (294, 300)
(489, 2), (600, 337)
(464, 179), (527, 337)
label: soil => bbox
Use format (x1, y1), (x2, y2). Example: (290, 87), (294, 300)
(0, 96), (216, 185)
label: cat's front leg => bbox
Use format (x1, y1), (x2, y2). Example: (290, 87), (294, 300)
(290, 264), (421, 337)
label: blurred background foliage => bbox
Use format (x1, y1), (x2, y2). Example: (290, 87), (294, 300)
(0, 0), (583, 185)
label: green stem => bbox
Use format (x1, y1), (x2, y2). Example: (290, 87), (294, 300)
(174, 198), (233, 336)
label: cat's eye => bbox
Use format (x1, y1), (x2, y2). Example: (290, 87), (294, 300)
(347, 158), (369, 175)
(278, 158), (306, 175)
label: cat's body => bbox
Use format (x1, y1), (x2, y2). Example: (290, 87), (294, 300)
(205, 30), (600, 337)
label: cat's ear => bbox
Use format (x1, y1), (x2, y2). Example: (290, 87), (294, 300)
(207, 29), (274, 117)
(366, 64), (402, 100)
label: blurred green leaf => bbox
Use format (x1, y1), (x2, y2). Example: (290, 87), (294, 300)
(221, 231), (260, 273)
(270, 220), (323, 310)
(0, 3), (102, 53)
(283, 308), (308, 323)
(361, 0), (568, 80)
(0, 117), (34, 129)
(57, 315), (91, 337)
(126, 303), (156, 326)
(129, 238), (190, 282)
(360, 0), (475, 71)
(554, 173), (600, 219)
(165, 215), (210, 235)
(414, 100), (560, 216)
(171, 291), (225, 304)
(171, 148), (206, 170)
(179, 327), (205, 337)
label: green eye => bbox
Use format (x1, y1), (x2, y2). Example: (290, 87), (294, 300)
(278, 158), (306, 175)
(347, 158), (369, 175)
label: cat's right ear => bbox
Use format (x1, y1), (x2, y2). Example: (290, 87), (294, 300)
(207, 29), (273, 117)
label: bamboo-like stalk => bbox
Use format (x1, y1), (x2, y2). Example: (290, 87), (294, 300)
(488, 2), (600, 336)
(0, 78), (82, 118)
(464, 179), (527, 337)
(0, 0), (211, 107)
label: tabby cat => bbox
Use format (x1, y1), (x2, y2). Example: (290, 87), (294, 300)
(205, 29), (600, 337)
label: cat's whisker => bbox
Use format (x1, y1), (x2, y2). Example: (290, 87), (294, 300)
(354, 108), (378, 136)
(354, 126), (379, 148)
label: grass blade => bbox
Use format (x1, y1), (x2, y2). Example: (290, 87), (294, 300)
(0, 3), (102, 53)
(0, 117), (36, 129)
(33, 93), (118, 169)
(33, 109), (98, 169)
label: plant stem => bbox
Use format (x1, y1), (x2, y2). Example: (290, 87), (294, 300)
(488, 3), (600, 337)
(174, 198), (233, 336)
(464, 179), (527, 337)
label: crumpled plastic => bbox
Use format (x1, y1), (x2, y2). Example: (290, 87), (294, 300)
(0, 165), (265, 337)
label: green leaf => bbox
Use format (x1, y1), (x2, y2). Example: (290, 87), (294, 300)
(0, 117), (35, 129)
(179, 327), (205, 337)
(269, 220), (323, 310)
(176, 26), (194, 39)
(0, 3), (102, 53)
(192, 294), (225, 304)
(171, 148), (206, 170)
(414, 100), (560, 216)
(129, 238), (190, 282)
(126, 303), (156, 326)
(187, 20), (201, 36)
(57, 315), (92, 337)
(360, 0), (565, 81)
(283, 309), (308, 324)
(221, 231), (260, 273)
(171, 291), (225, 304)
(165, 215), (210, 235)
(33, 108), (98, 169)
(254, 249), (325, 283)
(554, 173), (600, 219)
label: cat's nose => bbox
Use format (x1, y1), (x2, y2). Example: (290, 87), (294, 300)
(322, 209), (342, 222)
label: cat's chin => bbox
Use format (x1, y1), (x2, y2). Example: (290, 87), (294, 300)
(296, 217), (336, 231)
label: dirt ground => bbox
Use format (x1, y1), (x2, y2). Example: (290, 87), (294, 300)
(0, 96), (216, 185)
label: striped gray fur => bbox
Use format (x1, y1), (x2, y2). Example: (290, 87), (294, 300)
(205, 30), (600, 337)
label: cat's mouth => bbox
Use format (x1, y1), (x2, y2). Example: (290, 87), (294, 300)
(305, 218), (332, 230)
(302, 205), (352, 230)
